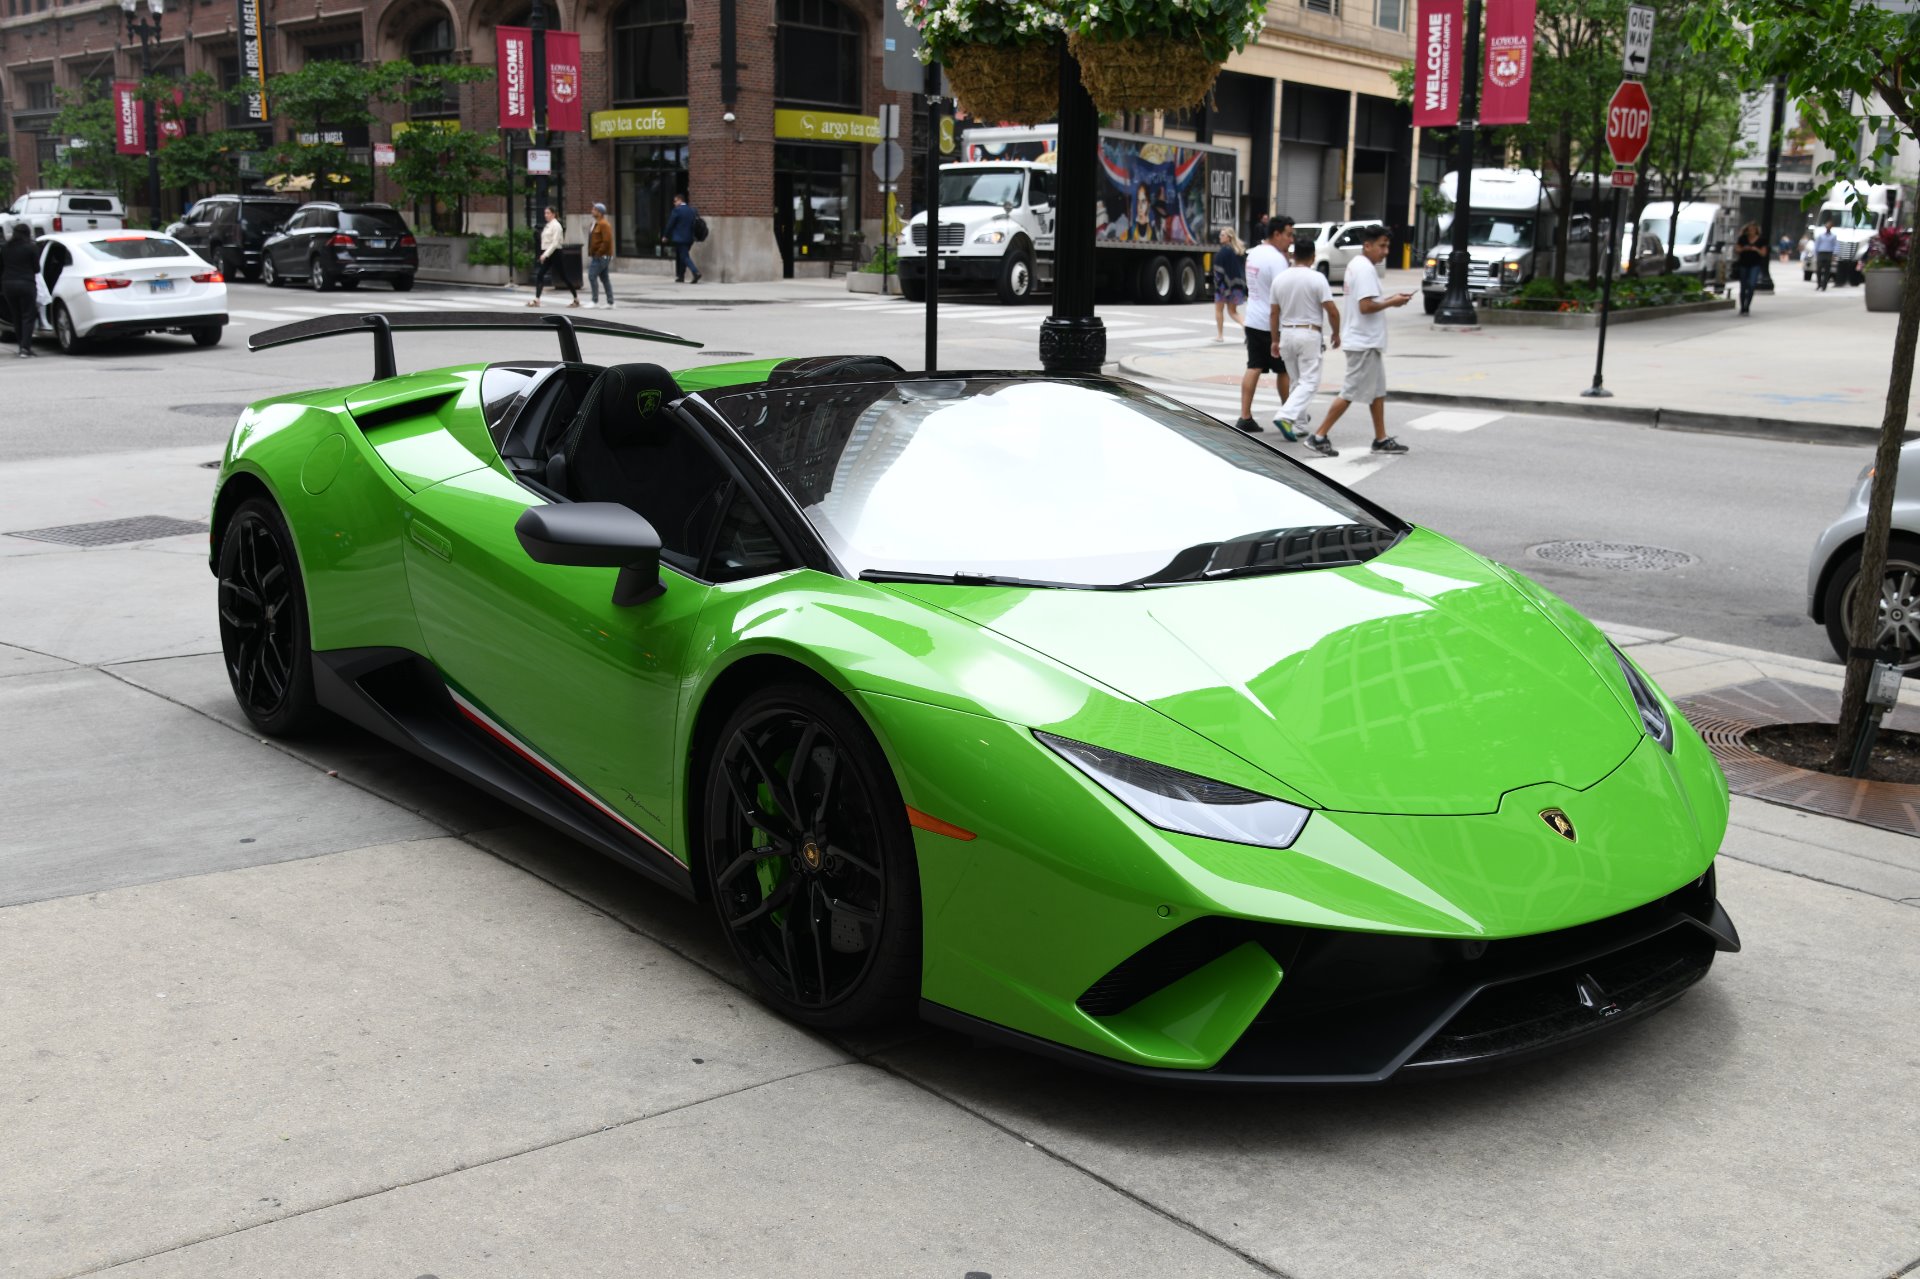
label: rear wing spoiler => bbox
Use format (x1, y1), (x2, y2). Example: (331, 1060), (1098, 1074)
(247, 310), (703, 381)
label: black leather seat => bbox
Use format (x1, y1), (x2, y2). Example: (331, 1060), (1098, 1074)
(546, 363), (724, 561)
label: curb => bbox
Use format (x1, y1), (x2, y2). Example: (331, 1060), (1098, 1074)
(1112, 355), (1902, 449)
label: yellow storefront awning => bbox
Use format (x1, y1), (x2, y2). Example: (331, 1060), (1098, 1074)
(774, 109), (880, 144)
(591, 107), (691, 140)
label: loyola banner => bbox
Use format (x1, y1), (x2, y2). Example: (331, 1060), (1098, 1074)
(1481, 0), (1537, 125)
(497, 25), (533, 129)
(1413, 0), (1463, 127)
(546, 30), (582, 132)
(113, 81), (145, 156)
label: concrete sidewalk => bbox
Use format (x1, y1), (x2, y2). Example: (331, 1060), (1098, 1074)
(1122, 267), (1910, 440)
(4, 446), (1919, 1278)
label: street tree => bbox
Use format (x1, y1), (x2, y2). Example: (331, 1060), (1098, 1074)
(1638, 24), (1752, 270)
(389, 124), (506, 234)
(264, 60), (492, 197)
(1690, 1), (1919, 771)
(41, 89), (146, 194)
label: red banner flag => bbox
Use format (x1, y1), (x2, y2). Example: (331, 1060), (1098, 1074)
(1480, 0), (1537, 126)
(158, 87), (187, 149)
(1412, 0), (1463, 127)
(497, 25), (533, 129)
(546, 30), (582, 132)
(113, 81), (146, 155)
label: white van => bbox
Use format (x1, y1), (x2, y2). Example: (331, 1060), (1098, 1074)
(1625, 201), (1730, 277)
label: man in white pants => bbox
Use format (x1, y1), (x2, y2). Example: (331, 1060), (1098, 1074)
(1267, 238), (1340, 441)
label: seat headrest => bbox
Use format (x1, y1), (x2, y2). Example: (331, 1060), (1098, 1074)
(583, 362), (684, 446)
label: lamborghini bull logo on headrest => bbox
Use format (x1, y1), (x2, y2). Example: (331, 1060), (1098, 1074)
(635, 389), (662, 417)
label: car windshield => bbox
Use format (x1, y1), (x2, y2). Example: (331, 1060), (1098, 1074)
(341, 211), (409, 235)
(711, 377), (1403, 587)
(1641, 218), (1710, 247)
(938, 170), (1024, 207)
(1467, 215), (1534, 248)
(1825, 208), (1877, 230)
(85, 236), (192, 259)
(242, 202), (297, 227)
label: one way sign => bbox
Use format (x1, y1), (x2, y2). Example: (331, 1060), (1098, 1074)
(1623, 5), (1654, 76)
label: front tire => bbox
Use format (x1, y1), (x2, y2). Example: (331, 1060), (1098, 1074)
(1423, 292), (1443, 315)
(262, 257), (280, 287)
(701, 682), (921, 1030)
(1823, 534), (1920, 673)
(996, 245), (1035, 304)
(53, 304), (85, 354)
(217, 497), (323, 735)
(900, 275), (926, 302)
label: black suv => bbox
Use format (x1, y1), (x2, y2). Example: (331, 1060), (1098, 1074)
(172, 194), (299, 281)
(260, 202), (418, 291)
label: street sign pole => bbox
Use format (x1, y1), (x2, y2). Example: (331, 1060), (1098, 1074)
(923, 63), (941, 372)
(1584, 185), (1623, 398)
(1588, 71), (1653, 397)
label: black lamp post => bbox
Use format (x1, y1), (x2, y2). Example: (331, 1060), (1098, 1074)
(530, 0), (549, 220)
(1038, 40), (1105, 374)
(1433, 0), (1483, 326)
(119, 0), (164, 230)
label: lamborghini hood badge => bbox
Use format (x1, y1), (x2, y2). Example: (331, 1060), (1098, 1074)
(1540, 808), (1577, 842)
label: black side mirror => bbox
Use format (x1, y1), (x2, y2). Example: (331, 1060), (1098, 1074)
(515, 502), (664, 606)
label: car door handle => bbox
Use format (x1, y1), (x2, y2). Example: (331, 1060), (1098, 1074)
(409, 520), (452, 561)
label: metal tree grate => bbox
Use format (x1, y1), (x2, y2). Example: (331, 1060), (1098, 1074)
(6, 515), (209, 547)
(1677, 679), (1920, 837)
(1529, 541), (1698, 571)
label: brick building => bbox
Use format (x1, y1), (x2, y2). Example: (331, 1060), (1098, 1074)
(2, 0), (1418, 282)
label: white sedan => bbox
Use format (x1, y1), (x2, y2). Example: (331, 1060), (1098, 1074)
(1, 229), (228, 354)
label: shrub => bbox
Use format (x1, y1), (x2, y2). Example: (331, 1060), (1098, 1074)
(467, 227), (535, 271)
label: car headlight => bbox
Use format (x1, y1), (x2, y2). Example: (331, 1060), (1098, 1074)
(973, 227), (1007, 244)
(1610, 644), (1674, 752)
(1036, 732), (1311, 848)
(1503, 260), (1522, 272)
(1425, 256), (1438, 270)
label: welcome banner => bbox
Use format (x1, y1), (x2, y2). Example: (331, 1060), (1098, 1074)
(113, 81), (145, 155)
(497, 26), (533, 129)
(1480, 0), (1537, 125)
(1413, 0), (1463, 127)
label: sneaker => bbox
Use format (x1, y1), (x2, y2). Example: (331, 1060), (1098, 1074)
(1233, 417), (1262, 434)
(1272, 417), (1298, 441)
(1371, 436), (1409, 454)
(1304, 432), (1338, 457)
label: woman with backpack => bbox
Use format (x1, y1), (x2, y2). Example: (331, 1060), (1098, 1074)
(1211, 227), (1247, 342)
(665, 193), (703, 284)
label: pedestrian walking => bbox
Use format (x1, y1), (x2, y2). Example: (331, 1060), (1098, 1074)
(665, 192), (702, 284)
(1211, 228), (1247, 342)
(1234, 216), (1293, 433)
(528, 206), (580, 308)
(1303, 226), (1410, 458)
(586, 202), (615, 309)
(1734, 221), (1767, 315)
(1815, 220), (1838, 291)
(2, 223), (38, 358)
(1268, 237), (1340, 440)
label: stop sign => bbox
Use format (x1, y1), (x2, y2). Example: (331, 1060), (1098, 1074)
(1606, 80), (1653, 166)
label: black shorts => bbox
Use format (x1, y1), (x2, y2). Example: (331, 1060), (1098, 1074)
(1245, 326), (1285, 374)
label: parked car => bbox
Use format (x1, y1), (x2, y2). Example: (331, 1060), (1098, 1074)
(1, 189), (125, 239)
(1292, 220), (1376, 284)
(0, 230), (227, 354)
(260, 202), (418, 291)
(172, 194), (299, 282)
(1808, 443), (1920, 672)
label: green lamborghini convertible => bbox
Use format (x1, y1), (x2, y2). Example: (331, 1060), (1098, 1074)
(212, 311), (1738, 1084)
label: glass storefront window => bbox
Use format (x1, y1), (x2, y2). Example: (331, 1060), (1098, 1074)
(774, 143), (858, 261)
(612, 0), (687, 102)
(615, 142), (688, 257)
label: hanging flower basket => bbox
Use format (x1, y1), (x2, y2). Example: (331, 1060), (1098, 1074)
(1065, 33), (1220, 114)
(944, 40), (1060, 125)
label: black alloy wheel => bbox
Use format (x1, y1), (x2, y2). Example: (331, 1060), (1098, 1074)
(217, 498), (322, 734)
(702, 684), (921, 1029)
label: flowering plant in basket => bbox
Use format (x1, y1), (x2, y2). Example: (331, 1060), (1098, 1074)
(1059, 0), (1267, 113)
(896, 0), (1065, 124)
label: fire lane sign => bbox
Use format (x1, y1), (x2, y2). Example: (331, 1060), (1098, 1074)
(1606, 80), (1653, 168)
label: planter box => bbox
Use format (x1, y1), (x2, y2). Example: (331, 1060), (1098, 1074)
(1864, 268), (1904, 312)
(1479, 297), (1735, 328)
(847, 271), (904, 296)
(416, 235), (510, 287)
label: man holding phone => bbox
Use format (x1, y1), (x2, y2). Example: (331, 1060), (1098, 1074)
(1303, 225), (1411, 458)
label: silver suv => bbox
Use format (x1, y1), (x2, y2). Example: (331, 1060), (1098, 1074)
(1, 189), (126, 239)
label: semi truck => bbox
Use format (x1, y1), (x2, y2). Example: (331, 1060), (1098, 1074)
(895, 124), (1240, 305)
(1419, 169), (1601, 312)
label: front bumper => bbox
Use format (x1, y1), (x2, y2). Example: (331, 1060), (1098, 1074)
(898, 254), (1001, 283)
(928, 870), (1738, 1085)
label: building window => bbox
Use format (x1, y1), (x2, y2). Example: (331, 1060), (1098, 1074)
(1376, 0), (1403, 29)
(305, 39), (365, 65)
(775, 142), (859, 260)
(26, 80), (57, 112)
(775, 0), (860, 109)
(408, 17), (460, 118)
(614, 141), (687, 256)
(612, 0), (687, 103)
(1301, 0), (1338, 13)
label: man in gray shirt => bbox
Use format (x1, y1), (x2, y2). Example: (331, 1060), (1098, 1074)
(1267, 238), (1341, 440)
(1814, 220), (1838, 291)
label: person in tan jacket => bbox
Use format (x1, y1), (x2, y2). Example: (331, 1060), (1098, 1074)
(586, 202), (615, 309)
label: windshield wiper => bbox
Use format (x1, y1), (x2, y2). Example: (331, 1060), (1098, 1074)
(857, 568), (1099, 590)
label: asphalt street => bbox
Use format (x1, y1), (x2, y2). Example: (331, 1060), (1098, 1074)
(0, 276), (1868, 667)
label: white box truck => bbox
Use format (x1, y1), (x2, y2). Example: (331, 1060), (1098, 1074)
(1811, 181), (1902, 286)
(895, 124), (1239, 305)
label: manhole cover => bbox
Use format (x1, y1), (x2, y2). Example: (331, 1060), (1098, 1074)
(1527, 541), (1697, 571)
(699, 350), (754, 357)
(171, 403), (249, 419)
(7, 515), (209, 546)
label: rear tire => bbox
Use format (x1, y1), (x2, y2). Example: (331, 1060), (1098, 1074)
(392, 274), (415, 292)
(217, 497), (323, 736)
(309, 256), (333, 291)
(53, 304), (85, 354)
(1138, 254), (1174, 304)
(192, 326), (222, 347)
(1174, 256), (1201, 303)
(701, 682), (921, 1030)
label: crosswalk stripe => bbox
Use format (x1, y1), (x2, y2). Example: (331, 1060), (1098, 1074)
(1405, 409), (1504, 432)
(224, 309), (285, 320)
(1142, 335), (1229, 349)
(274, 305), (348, 315)
(1107, 326), (1193, 340)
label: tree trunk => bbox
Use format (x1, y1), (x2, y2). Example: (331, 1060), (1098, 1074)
(1829, 254), (1920, 770)
(1552, 129), (1574, 287)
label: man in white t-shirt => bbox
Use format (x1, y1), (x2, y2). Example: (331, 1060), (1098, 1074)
(1304, 225), (1412, 458)
(1234, 217), (1294, 433)
(1267, 237), (1340, 440)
